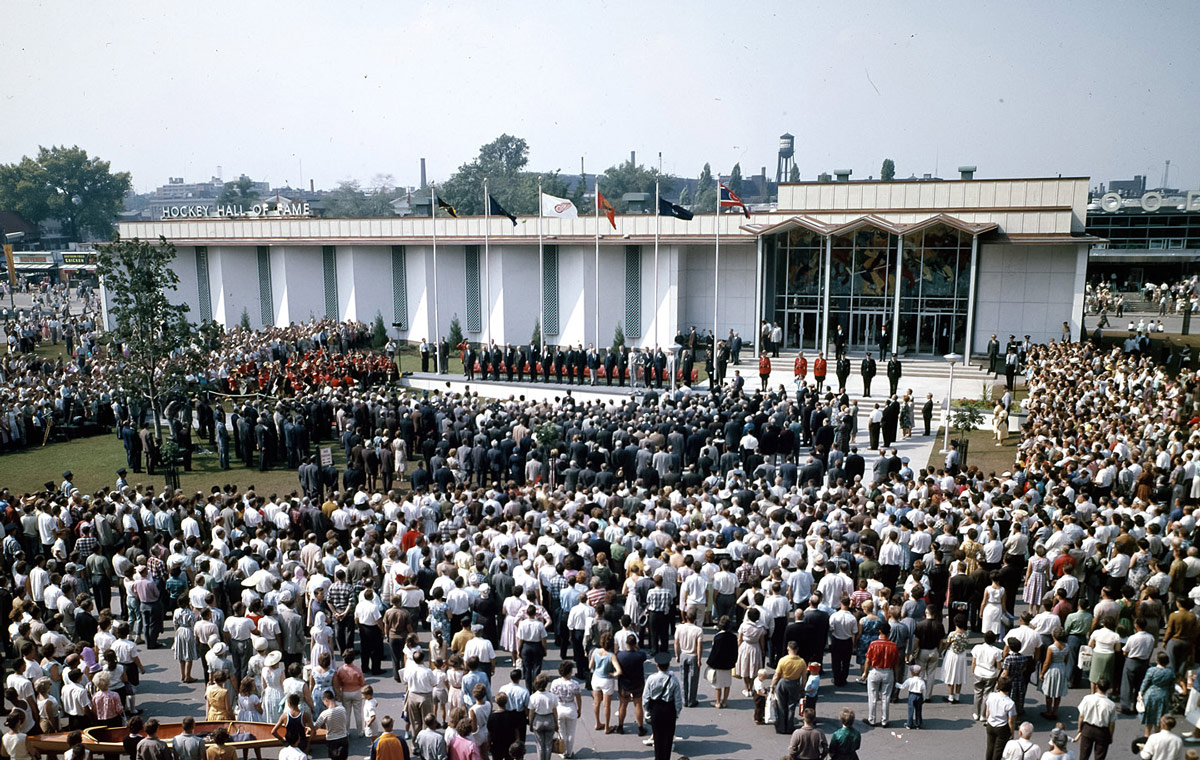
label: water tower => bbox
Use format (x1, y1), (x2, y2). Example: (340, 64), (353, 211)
(776, 133), (796, 183)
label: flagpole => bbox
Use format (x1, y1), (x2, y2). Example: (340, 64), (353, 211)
(654, 180), (660, 350)
(594, 177), (600, 349)
(714, 175), (720, 345)
(538, 179), (544, 355)
(484, 178), (491, 347)
(432, 185), (440, 374)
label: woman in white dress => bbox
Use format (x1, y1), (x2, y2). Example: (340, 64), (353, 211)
(499, 588), (526, 655)
(980, 573), (1006, 637)
(260, 652), (285, 724)
(941, 616), (971, 702)
(392, 437), (407, 478)
(622, 567), (646, 633)
(309, 612), (333, 667)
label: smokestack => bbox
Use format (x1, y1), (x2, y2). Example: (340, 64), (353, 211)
(420, 158), (427, 188)
(630, 150), (636, 166)
(761, 166), (767, 179)
(958, 165), (977, 181)
(310, 179), (315, 192)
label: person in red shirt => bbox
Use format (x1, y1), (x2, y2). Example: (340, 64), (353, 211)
(758, 352), (772, 391)
(813, 353), (827, 388)
(794, 352), (807, 383)
(861, 623), (899, 727)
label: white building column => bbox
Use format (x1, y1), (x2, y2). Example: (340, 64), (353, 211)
(891, 235), (903, 356)
(753, 235), (764, 345)
(964, 233), (980, 358)
(821, 235), (832, 355)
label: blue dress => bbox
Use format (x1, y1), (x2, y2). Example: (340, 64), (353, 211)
(1140, 665), (1175, 727)
(856, 617), (880, 665)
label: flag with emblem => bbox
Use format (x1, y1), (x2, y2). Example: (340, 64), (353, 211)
(488, 195), (516, 226)
(540, 192), (578, 219)
(658, 196), (694, 221)
(435, 195), (458, 218)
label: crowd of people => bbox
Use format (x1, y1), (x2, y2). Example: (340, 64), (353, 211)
(4, 302), (1200, 760)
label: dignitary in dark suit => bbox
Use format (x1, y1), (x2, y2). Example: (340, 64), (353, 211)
(887, 353), (902, 397)
(604, 347), (617, 386)
(653, 347), (667, 389)
(438, 337), (449, 374)
(463, 343), (476, 380)
(541, 344), (553, 383)
(860, 352), (877, 397)
(505, 344), (518, 382)
(986, 334), (1001, 374)
(922, 392), (934, 436)
(881, 396), (900, 447)
(574, 344), (587, 385)
(715, 340), (729, 387)
(835, 354), (851, 391)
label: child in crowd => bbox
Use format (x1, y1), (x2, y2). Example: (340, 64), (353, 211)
(432, 658), (449, 724)
(1000, 637), (1029, 715)
(900, 664), (926, 729)
(804, 663), (821, 718)
(753, 668), (771, 725)
(362, 685), (378, 739)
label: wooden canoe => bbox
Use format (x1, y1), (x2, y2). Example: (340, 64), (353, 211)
(30, 722), (326, 754)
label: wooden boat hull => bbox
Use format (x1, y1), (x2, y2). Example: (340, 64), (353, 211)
(30, 722), (326, 754)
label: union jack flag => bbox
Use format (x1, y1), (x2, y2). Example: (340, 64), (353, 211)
(719, 183), (749, 218)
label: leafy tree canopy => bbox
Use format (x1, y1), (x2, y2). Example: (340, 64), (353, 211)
(441, 134), (567, 216)
(0, 145), (131, 241)
(692, 163), (716, 213)
(218, 175), (260, 206)
(880, 158), (896, 182)
(600, 160), (675, 212)
(96, 235), (205, 434)
(323, 180), (398, 217)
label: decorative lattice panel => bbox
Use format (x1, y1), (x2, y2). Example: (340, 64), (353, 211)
(625, 245), (642, 338)
(391, 246), (408, 330)
(322, 246), (338, 319)
(257, 246), (273, 327)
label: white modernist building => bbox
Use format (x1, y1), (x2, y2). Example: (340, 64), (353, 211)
(117, 175), (1098, 358)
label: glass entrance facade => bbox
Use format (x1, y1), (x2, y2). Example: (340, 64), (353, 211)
(829, 227), (897, 352)
(763, 227), (825, 350)
(760, 222), (976, 356)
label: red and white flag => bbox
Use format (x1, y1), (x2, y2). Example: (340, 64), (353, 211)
(540, 192), (578, 219)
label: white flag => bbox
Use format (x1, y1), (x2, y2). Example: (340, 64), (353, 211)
(540, 193), (578, 219)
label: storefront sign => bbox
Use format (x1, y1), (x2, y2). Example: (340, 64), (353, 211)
(160, 201), (312, 219)
(12, 254), (51, 264)
(61, 253), (95, 265)
(1099, 191), (1200, 212)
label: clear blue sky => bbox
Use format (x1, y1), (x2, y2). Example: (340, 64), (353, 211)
(4, 0), (1198, 193)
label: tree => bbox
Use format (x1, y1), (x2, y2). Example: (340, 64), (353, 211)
(239, 309), (252, 330)
(789, 164), (801, 182)
(371, 312), (389, 348)
(729, 163), (744, 197)
(218, 175), (260, 207)
(323, 180), (396, 218)
(97, 235), (204, 441)
(600, 160), (675, 212)
(693, 163), (716, 213)
(441, 134), (531, 216)
(880, 158), (896, 182)
(677, 186), (691, 208)
(531, 318), (541, 347)
(0, 145), (131, 241)
(612, 321), (625, 351)
(448, 314), (464, 347)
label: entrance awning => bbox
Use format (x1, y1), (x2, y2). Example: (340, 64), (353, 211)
(14, 263), (55, 270)
(60, 264), (97, 272)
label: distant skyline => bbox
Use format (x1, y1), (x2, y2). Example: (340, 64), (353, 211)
(4, 1), (1199, 194)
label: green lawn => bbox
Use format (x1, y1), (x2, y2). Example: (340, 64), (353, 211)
(925, 426), (1017, 476)
(0, 433), (351, 499)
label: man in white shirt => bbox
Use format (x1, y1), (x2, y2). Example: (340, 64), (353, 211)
(1001, 721), (1040, 760)
(983, 677), (1017, 760)
(1139, 716), (1183, 760)
(354, 588), (384, 675)
(403, 650), (437, 731)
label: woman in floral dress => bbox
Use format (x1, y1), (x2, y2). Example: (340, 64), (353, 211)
(1022, 545), (1051, 613)
(941, 615), (971, 703)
